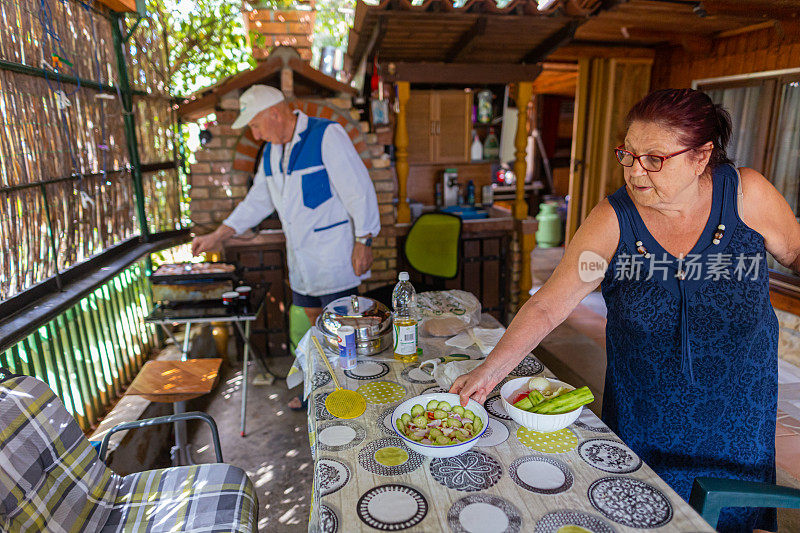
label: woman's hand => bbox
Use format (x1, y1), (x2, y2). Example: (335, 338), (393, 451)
(449, 199), (620, 407)
(449, 361), (506, 407)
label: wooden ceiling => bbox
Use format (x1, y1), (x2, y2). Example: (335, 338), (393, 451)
(348, 1), (587, 68)
(348, 0), (800, 71)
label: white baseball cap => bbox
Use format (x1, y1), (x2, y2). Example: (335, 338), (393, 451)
(231, 85), (285, 129)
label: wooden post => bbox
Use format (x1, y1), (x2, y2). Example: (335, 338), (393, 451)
(395, 81), (411, 224)
(517, 219), (537, 310)
(281, 66), (294, 98)
(513, 82), (532, 220)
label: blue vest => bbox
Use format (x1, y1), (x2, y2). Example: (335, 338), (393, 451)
(262, 116), (336, 210)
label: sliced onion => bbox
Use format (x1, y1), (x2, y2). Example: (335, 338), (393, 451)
(421, 438), (432, 445)
(427, 420), (442, 427)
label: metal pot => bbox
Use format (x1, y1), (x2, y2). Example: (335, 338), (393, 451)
(317, 295), (393, 356)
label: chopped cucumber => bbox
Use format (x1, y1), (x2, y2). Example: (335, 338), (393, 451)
(397, 419), (405, 433)
(513, 396), (534, 411)
(452, 405), (465, 416)
(426, 400), (440, 410)
(449, 418), (462, 428)
(429, 428), (443, 438)
(433, 409), (447, 420)
(412, 415), (428, 427)
(473, 417), (484, 433)
(527, 390), (545, 408)
(435, 435), (450, 445)
(530, 386), (594, 414)
(463, 409), (475, 421)
(401, 413), (412, 424)
(410, 404), (424, 417)
(436, 401), (451, 412)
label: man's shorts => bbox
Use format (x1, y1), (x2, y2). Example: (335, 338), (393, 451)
(291, 286), (359, 309)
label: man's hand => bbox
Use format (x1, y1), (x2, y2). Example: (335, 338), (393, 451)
(352, 242), (373, 276)
(191, 225), (236, 256)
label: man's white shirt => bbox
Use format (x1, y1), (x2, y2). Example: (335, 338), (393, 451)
(224, 111), (381, 296)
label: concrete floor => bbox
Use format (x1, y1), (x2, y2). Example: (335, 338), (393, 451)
(186, 355), (312, 533)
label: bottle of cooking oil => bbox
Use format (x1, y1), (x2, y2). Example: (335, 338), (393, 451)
(392, 272), (418, 363)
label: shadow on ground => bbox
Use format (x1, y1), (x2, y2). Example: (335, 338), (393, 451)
(187, 356), (312, 533)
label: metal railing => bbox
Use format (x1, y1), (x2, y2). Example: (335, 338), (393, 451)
(0, 260), (156, 431)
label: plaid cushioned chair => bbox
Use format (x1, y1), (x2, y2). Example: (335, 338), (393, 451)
(0, 372), (258, 533)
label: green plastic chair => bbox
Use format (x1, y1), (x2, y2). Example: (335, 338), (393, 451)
(404, 213), (462, 279)
(689, 477), (800, 528)
(289, 304), (312, 356)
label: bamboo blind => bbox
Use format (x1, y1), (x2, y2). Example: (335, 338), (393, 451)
(0, 0), (183, 300)
(0, 260), (157, 432)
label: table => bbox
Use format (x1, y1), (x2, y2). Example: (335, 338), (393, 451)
(127, 358), (222, 465)
(304, 317), (714, 533)
(145, 292), (268, 438)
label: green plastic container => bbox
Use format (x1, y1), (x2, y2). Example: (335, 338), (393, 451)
(535, 203), (563, 248)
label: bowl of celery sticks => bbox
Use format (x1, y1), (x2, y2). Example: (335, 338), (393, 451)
(501, 376), (594, 433)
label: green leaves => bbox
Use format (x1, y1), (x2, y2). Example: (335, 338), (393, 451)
(147, 0), (256, 96)
(146, 0), (356, 96)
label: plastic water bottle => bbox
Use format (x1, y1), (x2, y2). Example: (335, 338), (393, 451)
(392, 272), (418, 363)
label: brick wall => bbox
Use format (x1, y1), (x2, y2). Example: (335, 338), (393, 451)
(188, 91), (398, 290)
(244, 7), (316, 62)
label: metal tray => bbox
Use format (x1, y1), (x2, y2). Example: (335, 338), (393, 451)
(151, 262), (239, 284)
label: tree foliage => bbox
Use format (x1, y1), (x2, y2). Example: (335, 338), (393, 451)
(139, 0), (355, 97)
(141, 0), (255, 96)
(312, 0), (355, 50)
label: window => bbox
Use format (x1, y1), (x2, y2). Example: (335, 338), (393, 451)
(698, 71), (800, 277)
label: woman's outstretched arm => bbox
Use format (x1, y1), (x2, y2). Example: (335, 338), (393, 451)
(451, 198), (620, 406)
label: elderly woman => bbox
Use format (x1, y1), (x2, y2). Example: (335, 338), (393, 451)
(452, 88), (800, 532)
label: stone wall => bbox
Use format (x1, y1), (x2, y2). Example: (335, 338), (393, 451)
(187, 91), (398, 291)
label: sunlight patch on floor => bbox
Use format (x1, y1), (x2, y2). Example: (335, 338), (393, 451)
(278, 504), (301, 524)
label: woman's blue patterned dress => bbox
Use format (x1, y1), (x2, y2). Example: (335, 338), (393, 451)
(601, 163), (778, 532)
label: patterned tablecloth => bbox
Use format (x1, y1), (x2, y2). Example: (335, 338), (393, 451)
(305, 316), (714, 533)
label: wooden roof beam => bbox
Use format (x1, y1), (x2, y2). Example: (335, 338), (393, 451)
(383, 62), (543, 84)
(620, 27), (713, 55)
(445, 17), (488, 63)
(352, 15), (387, 74)
(547, 41), (655, 60)
(288, 58), (358, 95)
(522, 19), (581, 64)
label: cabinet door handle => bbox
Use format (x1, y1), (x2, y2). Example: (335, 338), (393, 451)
(435, 121), (441, 135)
(430, 121), (436, 135)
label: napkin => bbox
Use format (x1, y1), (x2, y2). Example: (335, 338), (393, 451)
(445, 327), (505, 355)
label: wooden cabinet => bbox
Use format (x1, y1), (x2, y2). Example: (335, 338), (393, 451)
(407, 90), (471, 164)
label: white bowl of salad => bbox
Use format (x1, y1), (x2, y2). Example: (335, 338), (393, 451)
(500, 376), (594, 433)
(391, 393), (489, 458)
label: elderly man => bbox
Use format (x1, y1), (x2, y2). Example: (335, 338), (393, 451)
(192, 84), (380, 352)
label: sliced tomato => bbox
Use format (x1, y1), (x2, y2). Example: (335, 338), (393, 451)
(426, 411), (435, 420)
(512, 392), (529, 404)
